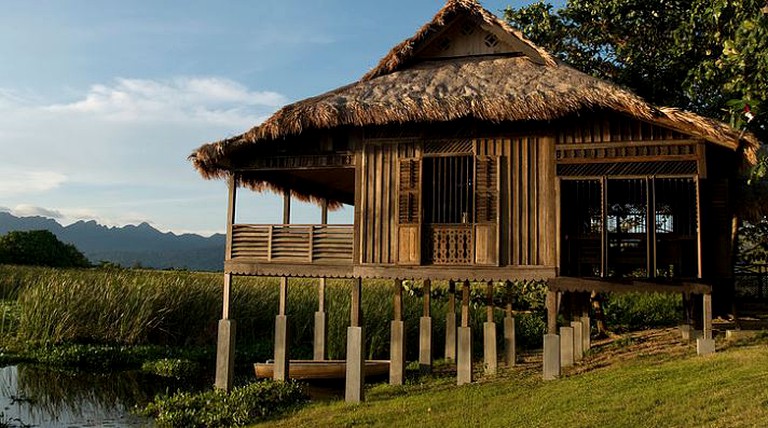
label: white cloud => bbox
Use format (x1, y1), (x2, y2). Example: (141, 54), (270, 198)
(0, 169), (67, 197)
(11, 204), (63, 219)
(45, 77), (287, 127)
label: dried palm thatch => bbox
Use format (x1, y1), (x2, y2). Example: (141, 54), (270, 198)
(190, 0), (760, 205)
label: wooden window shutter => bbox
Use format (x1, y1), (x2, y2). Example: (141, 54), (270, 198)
(475, 156), (500, 265)
(397, 157), (421, 265)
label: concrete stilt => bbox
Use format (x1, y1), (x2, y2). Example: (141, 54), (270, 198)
(504, 315), (516, 366)
(697, 293), (715, 356)
(419, 316), (432, 373)
(214, 319), (236, 391)
(543, 333), (560, 380)
(483, 322), (497, 375)
(570, 320), (584, 361)
(273, 315), (289, 380)
(314, 277), (327, 360)
(457, 326), (473, 385)
(445, 281), (457, 361)
(390, 320), (405, 385)
(313, 311), (326, 360)
(345, 326), (365, 402)
(580, 315), (591, 351)
(559, 326), (574, 368)
(345, 278), (364, 403)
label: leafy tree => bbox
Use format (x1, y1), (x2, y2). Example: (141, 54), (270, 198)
(0, 230), (91, 268)
(505, 0), (768, 265)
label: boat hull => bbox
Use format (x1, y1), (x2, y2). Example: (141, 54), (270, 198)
(254, 360), (390, 380)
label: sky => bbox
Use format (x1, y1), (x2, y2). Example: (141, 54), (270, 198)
(0, 0), (538, 236)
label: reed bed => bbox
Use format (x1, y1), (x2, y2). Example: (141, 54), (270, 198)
(0, 265), (546, 360)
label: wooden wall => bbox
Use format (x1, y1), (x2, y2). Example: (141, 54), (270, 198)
(356, 135), (557, 268)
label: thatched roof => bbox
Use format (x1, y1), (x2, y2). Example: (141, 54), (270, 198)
(190, 0), (760, 203)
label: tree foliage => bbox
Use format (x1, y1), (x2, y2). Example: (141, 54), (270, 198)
(0, 230), (91, 268)
(505, 0), (768, 263)
(504, 0), (767, 143)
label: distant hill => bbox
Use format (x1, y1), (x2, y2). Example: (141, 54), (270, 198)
(0, 212), (225, 271)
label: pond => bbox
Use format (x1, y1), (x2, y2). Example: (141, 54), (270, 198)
(0, 365), (209, 428)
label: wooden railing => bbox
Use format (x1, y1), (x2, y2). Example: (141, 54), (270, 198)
(424, 224), (473, 265)
(231, 224), (353, 264)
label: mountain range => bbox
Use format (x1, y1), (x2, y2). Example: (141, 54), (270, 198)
(0, 212), (225, 271)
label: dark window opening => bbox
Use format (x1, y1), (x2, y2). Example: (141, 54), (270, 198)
(561, 180), (602, 277)
(607, 179), (648, 278)
(422, 156), (474, 225)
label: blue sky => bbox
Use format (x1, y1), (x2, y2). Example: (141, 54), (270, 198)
(0, 0), (538, 235)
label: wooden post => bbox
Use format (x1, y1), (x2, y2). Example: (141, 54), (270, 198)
(457, 280), (473, 385)
(390, 279), (405, 385)
(445, 280), (457, 361)
(546, 290), (558, 334)
(483, 281), (497, 374)
(543, 287), (560, 380)
(215, 173), (238, 392)
(346, 277), (365, 402)
(419, 279), (432, 373)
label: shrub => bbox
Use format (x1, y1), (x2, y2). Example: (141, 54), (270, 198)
(603, 292), (682, 332)
(142, 358), (200, 379)
(138, 381), (308, 428)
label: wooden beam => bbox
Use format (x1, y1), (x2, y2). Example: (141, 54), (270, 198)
(546, 290), (558, 334)
(351, 277), (362, 327)
(283, 189), (291, 224)
(393, 279), (403, 322)
(461, 280), (470, 328)
(486, 281), (494, 323)
(222, 273), (233, 320)
(423, 279), (432, 317)
(279, 277), (288, 316)
(318, 278), (326, 312)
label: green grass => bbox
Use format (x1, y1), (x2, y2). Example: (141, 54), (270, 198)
(252, 333), (768, 428)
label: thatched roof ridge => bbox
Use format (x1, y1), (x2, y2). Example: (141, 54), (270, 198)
(361, 0), (556, 81)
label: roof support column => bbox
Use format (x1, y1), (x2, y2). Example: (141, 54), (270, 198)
(419, 279), (432, 374)
(215, 173), (238, 392)
(274, 189), (291, 381)
(314, 199), (329, 361)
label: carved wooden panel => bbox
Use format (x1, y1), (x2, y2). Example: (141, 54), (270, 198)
(426, 225), (473, 265)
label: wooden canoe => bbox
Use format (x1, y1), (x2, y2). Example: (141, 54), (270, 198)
(254, 360), (390, 381)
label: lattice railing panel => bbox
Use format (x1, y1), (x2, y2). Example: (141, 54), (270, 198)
(426, 225), (473, 264)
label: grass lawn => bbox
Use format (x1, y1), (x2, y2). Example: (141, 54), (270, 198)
(253, 329), (768, 428)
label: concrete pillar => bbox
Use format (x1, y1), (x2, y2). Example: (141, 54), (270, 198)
(419, 279), (432, 374)
(346, 278), (364, 402)
(504, 314), (516, 366)
(571, 320), (584, 361)
(390, 279), (405, 385)
(390, 321), (405, 385)
(313, 311), (326, 360)
(543, 333), (560, 380)
(457, 326), (473, 385)
(273, 315), (289, 380)
(214, 319), (236, 391)
(559, 326), (574, 368)
(345, 326), (365, 402)
(483, 281), (497, 375)
(445, 281), (457, 361)
(580, 315), (591, 351)
(697, 293), (715, 356)
(457, 280), (472, 385)
(314, 278), (327, 360)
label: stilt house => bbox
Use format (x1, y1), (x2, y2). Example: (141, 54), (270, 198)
(190, 0), (759, 400)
